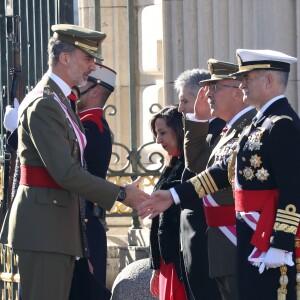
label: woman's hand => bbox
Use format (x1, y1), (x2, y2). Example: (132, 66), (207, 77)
(150, 270), (160, 297)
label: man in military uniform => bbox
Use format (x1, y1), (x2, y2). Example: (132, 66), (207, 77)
(0, 24), (148, 300)
(69, 63), (117, 300)
(139, 49), (300, 300)
(181, 59), (255, 300)
(174, 68), (224, 300)
(231, 49), (299, 300)
(166, 59), (255, 299)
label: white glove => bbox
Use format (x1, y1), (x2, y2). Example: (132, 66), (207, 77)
(4, 98), (19, 132)
(259, 247), (294, 274)
(248, 247), (266, 267)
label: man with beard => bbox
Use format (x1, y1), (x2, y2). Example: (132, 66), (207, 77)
(0, 24), (148, 300)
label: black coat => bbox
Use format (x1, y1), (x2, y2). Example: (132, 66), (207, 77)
(235, 98), (300, 300)
(150, 155), (185, 280)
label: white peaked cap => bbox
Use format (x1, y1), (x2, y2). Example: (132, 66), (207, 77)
(88, 64), (117, 92)
(233, 49), (297, 75)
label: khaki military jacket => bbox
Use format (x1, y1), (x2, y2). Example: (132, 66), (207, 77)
(0, 75), (120, 257)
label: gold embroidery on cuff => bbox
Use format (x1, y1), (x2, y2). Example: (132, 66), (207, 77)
(190, 177), (206, 198)
(274, 205), (300, 234)
(276, 213), (299, 223)
(275, 217), (298, 227)
(274, 222), (297, 235)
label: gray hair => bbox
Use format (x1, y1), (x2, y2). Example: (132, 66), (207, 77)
(174, 68), (211, 97)
(47, 36), (77, 67)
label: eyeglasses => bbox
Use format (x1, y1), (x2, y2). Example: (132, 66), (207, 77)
(209, 83), (240, 92)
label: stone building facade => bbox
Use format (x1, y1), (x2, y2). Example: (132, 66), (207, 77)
(78, 0), (299, 155)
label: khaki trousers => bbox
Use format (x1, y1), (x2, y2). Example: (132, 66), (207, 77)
(16, 249), (75, 300)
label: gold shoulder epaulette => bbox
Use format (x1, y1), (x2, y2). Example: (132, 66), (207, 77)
(272, 115), (293, 123)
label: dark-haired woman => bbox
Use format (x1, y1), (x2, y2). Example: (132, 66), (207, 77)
(149, 105), (187, 300)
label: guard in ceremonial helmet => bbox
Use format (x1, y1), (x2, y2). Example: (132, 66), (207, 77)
(69, 63), (116, 300)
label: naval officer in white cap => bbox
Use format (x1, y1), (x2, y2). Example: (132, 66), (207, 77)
(232, 49), (300, 300)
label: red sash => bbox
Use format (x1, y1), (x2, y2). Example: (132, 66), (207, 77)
(235, 189), (278, 252)
(204, 205), (235, 227)
(20, 165), (64, 190)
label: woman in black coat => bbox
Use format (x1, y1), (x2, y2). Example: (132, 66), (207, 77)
(149, 105), (187, 300)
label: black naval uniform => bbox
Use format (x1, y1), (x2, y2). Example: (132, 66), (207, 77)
(69, 108), (112, 300)
(173, 97), (300, 300)
(234, 97), (300, 300)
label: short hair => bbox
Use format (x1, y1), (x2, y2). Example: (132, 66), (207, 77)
(276, 71), (289, 87)
(150, 104), (184, 156)
(174, 69), (211, 97)
(48, 36), (77, 67)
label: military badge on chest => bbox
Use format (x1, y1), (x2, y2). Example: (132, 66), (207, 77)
(243, 127), (265, 151)
(239, 128), (270, 182)
(215, 138), (238, 163)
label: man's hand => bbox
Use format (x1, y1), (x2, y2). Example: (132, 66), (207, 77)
(250, 247), (294, 274)
(150, 270), (160, 297)
(262, 247), (294, 271)
(122, 177), (150, 210)
(137, 190), (174, 219)
(194, 86), (212, 120)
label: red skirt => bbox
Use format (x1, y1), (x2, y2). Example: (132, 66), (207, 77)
(159, 258), (187, 300)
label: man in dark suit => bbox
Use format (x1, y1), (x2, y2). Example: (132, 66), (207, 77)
(139, 59), (256, 299)
(69, 63), (116, 300)
(0, 24), (148, 300)
(174, 68), (223, 300)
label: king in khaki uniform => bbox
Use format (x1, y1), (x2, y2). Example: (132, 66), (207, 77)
(138, 49), (300, 300)
(0, 24), (148, 300)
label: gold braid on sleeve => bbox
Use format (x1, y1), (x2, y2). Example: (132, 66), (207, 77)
(190, 169), (218, 198)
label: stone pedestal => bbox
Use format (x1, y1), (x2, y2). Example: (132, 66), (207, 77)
(110, 258), (156, 300)
(106, 227), (150, 290)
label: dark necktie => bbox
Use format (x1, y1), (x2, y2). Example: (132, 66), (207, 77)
(222, 125), (229, 133)
(68, 92), (77, 113)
